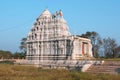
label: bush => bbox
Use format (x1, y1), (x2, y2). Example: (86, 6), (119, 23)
(0, 61), (14, 64)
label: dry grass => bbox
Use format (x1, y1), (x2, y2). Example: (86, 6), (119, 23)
(0, 64), (120, 80)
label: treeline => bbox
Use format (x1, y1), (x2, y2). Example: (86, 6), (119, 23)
(80, 31), (120, 58)
(20, 31), (120, 58)
(0, 50), (25, 59)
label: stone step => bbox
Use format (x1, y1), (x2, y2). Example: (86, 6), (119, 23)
(87, 69), (115, 72)
(85, 61), (120, 74)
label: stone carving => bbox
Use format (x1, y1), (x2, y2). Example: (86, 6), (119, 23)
(26, 9), (93, 65)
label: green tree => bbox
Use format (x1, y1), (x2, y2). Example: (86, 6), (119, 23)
(0, 50), (12, 59)
(19, 38), (27, 54)
(19, 37), (27, 59)
(13, 52), (25, 59)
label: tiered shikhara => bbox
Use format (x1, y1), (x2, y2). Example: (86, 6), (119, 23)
(26, 9), (93, 66)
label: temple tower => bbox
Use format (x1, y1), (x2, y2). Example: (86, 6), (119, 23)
(26, 9), (93, 65)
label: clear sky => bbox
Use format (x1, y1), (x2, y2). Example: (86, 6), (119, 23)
(0, 0), (120, 53)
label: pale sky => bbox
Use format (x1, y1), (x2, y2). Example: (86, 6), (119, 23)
(0, 0), (120, 53)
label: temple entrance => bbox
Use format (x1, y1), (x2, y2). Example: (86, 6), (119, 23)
(82, 43), (84, 55)
(82, 42), (88, 55)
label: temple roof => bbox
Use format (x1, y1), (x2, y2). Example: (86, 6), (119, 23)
(40, 9), (51, 17)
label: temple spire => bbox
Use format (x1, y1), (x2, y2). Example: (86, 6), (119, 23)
(40, 9), (51, 17)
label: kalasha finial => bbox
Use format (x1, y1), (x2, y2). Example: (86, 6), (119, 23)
(52, 10), (63, 18)
(59, 10), (63, 17)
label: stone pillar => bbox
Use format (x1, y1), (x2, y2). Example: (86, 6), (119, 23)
(37, 42), (39, 55)
(79, 41), (82, 56)
(26, 44), (29, 60)
(37, 42), (39, 64)
(64, 39), (66, 55)
(26, 44), (29, 55)
(71, 40), (76, 60)
(41, 42), (43, 62)
(88, 42), (93, 57)
(50, 41), (51, 55)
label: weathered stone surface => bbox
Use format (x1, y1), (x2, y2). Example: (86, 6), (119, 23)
(26, 9), (93, 66)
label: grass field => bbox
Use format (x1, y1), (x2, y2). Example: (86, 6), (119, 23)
(0, 64), (120, 80)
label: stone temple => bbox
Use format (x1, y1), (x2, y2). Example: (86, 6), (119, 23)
(26, 9), (93, 68)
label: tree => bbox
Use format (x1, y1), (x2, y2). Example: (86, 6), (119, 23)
(19, 38), (27, 59)
(13, 52), (26, 59)
(0, 50), (12, 59)
(102, 37), (120, 58)
(80, 31), (102, 57)
(115, 46), (120, 57)
(19, 38), (27, 53)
